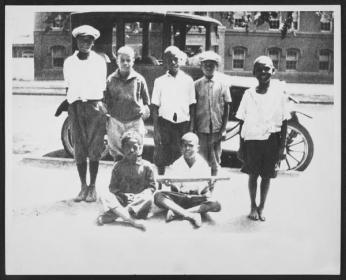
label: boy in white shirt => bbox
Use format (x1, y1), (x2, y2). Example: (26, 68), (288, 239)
(63, 25), (108, 202)
(236, 56), (291, 221)
(151, 46), (196, 175)
(154, 132), (221, 228)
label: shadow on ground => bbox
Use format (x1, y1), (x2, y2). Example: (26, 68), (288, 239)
(43, 146), (243, 168)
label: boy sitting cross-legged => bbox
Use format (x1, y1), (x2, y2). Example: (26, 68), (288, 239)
(97, 130), (156, 231)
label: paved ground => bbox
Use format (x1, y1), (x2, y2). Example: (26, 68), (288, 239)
(11, 78), (335, 104)
(6, 92), (341, 275)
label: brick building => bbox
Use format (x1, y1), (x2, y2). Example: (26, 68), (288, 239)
(34, 11), (334, 83)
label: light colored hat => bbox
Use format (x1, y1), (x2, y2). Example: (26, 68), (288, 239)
(72, 25), (100, 40)
(181, 132), (199, 145)
(253, 56), (274, 67)
(200, 50), (221, 64)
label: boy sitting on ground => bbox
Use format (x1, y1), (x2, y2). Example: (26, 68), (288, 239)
(97, 130), (156, 231)
(154, 132), (221, 228)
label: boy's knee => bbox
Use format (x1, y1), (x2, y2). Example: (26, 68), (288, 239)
(210, 200), (221, 212)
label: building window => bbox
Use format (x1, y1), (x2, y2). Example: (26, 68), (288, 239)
(286, 49), (299, 71)
(232, 47), (246, 70)
(269, 12), (280, 29)
(319, 49), (332, 71)
(292, 11), (299, 30)
(51, 46), (66, 68)
(22, 50), (34, 58)
(268, 48), (280, 70)
(320, 13), (332, 32)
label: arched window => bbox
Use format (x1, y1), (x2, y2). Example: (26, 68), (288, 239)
(232, 47), (247, 70)
(319, 49), (333, 72)
(286, 49), (300, 71)
(50, 45), (66, 68)
(320, 13), (332, 32)
(267, 47), (282, 70)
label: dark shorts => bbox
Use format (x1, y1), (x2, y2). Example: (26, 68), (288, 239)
(153, 117), (190, 167)
(68, 100), (107, 163)
(154, 190), (209, 209)
(241, 133), (281, 178)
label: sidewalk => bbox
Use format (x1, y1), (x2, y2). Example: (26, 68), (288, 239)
(12, 79), (334, 104)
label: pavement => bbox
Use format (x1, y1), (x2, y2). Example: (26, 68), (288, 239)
(12, 78), (335, 104)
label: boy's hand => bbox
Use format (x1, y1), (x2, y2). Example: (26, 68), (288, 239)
(220, 128), (227, 140)
(154, 130), (162, 145)
(278, 146), (286, 161)
(140, 105), (150, 120)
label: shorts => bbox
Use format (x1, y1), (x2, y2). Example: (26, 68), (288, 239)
(153, 117), (190, 167)
(241, 132), (281, 178)
(106, 116), (145, 158)
(154, 190), (210, 209)
(100, 191), (153, 219)
(68, 100), (107, 163)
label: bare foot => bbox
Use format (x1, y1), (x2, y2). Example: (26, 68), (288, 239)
(257, 207), (266, 222)
(188, 213), (202, 228)
(166, 209), (177, 223)
(133, 222), (146, 232)
(74, 184), (88, 202)
(247, 207), (259, 221)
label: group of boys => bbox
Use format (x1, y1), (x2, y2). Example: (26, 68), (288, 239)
(63, 25), (290, 230)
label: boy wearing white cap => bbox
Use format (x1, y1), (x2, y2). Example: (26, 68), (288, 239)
(194, 51), (232, 176)
(151, 46), (196, 175)
(236, 56), (291, 221)
(63, 25), (108, 202)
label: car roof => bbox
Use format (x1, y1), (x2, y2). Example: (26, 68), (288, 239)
(70, 11), (222, 26)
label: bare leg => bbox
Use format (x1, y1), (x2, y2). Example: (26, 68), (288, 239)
(248, 174), (259, 220)
(156, 194), (202, 228)
(75, 162), (88, 202)
(186, 201), (221, 214)
(111, 206), (146, 231)
(85, 160), (99, 202)
(257, 177), (271, 221)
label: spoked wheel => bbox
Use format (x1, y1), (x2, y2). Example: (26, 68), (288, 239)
(280, 121), (314, 171)
(61, 116), (109, 159)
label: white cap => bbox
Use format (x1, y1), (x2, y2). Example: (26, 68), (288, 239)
(200, 51), (221, 64)
(72, 25), (100, 40)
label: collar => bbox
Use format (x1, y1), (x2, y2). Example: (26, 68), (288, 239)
(202, 72), (218, 83)
(73, 50), (95, 59)
(122, 156), (143, 165)
(114, 69), (138, 81)
(165, 70), (182, 78)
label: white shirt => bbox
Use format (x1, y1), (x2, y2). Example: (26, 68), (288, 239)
(63, 51), (107, 104)
(151, 70), (196, 123)
(165, 154), (210, 194)
(236, 81), (291, 140)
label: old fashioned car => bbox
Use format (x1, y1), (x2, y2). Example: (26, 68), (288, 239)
(56, 11), (314, 171)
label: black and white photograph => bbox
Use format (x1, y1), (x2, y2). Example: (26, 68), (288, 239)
(5, 4), (341, 275)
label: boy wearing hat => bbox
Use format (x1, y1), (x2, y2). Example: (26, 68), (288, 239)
(194, 51), (232, 176)
(104, 45), (150, 161)
(97, 130), (156, 231)
(236, 56), (291, 221)
(151, 46), (196, 175)
(154, 132), (221, 228)
(63, 25), (108, 202)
